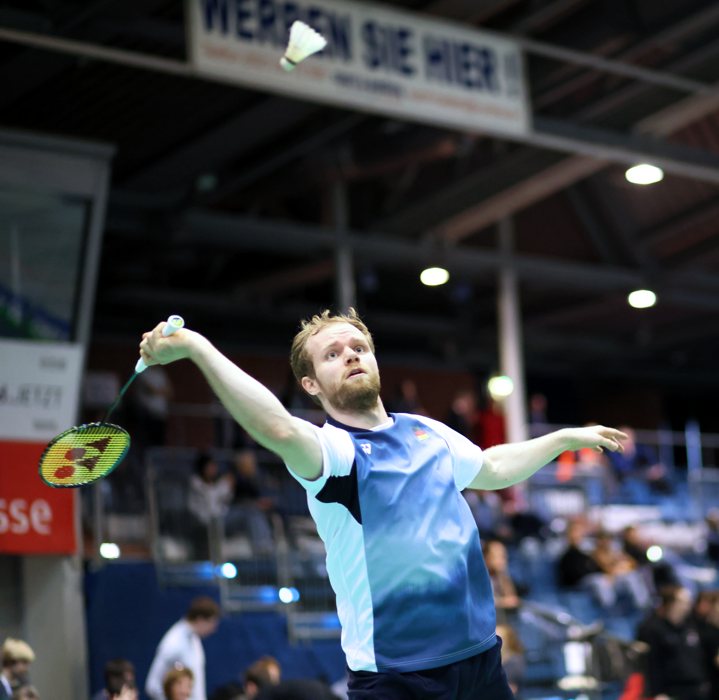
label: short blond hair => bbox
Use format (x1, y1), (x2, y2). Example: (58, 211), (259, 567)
(2, 639), (35, 665)
(290, 308), (374, 385)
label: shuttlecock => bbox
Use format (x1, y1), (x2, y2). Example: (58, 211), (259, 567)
(280, 21), (327, 71)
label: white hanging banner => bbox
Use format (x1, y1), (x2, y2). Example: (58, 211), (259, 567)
(0, 340), (83, 441)
(187, 0), (529, 136)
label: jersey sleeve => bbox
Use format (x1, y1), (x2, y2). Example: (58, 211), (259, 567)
(414, 415), (483, 490)
(286, 423), (355, 497)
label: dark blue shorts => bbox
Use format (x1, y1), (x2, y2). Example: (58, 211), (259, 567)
(347, 638), (515, 700)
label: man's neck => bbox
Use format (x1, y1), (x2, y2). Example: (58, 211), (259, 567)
(325, 400), (389, 431)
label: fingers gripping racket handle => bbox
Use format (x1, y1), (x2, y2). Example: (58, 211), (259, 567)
(135, 315), (185, 373)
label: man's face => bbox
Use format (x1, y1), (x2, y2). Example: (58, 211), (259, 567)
(9, 659), (30, 685)
(302, 323), (381, 413)
(195, 617), (219, 638)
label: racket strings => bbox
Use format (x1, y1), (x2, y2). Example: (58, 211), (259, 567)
(39, 423), (130, 487)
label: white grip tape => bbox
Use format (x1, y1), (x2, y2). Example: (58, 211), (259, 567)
(135, 315), (185, 373)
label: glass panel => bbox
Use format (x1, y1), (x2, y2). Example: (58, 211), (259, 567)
(0, 187), (89, 341)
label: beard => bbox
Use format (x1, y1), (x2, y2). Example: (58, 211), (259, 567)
(327, 371), (382, 412)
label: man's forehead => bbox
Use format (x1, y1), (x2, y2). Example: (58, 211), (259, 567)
(309, 322), (364, 348)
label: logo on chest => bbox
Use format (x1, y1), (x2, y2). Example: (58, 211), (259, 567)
(360, 443), (372, 454)
(413, 428), (429, 441)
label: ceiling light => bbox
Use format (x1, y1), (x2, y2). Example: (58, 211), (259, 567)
(420, 266), (449, 286)
(625, 164), (664, 185)
(628, 289), (657, 309)
(487, 375), (514, 400)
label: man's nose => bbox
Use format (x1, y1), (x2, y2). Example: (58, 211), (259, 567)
(344, 348), (359, 362)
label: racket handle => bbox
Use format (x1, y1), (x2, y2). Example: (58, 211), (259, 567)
(135, 315), (185, 373)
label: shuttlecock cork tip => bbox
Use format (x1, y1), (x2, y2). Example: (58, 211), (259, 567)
(280, 20), (327, 71)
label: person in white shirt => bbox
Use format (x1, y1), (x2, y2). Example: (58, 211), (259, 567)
(145, 597), (220, 700)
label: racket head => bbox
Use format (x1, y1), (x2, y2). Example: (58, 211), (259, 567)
(39, 422), (131, 488)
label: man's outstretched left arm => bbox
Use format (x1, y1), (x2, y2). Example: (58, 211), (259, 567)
(469, 425), (627, 490)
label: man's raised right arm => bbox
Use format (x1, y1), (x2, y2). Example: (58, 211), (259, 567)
(139, 323), (322, 480)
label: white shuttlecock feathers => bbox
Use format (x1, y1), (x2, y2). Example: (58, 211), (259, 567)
(280, 21), (327, 71)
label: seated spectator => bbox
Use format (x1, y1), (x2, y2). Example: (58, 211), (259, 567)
(1, 639), (35, 697)
(607, 426), (671, 493)
(464, 489), (508, 541)
(386, 378), (425, 415)
(621, 525), (679, 591)
(94, 658), (136, 700)
(11, 688), (39, 700)
(107, 681), (137, 700)
(704, 510), (719, 565)
(592, 531), (651, 609)
(243, 656), (338, 700)
(130, 364), (173, 448)
(225, 449), (275, 554)
(557, 519), (604, 588)
(445, 387), (479, 440)
(527, 392), (550, 438)
(557, 520), (648, 610)
(636, 585), (709, 699)
(695, 590), (719, 699)
(497, 623), (525, 696)
(187, 452), (233, 559)
(188, 453), (233, 525)
(483, 539), (523, 620)
(163, 667), (194, 700)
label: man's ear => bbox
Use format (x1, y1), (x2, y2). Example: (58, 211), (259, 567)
(301, 376), (320, 397)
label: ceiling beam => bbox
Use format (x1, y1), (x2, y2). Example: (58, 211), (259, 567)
(430, 80), (719, 242)
(115, 208), (719, 310)
(125, 98), (320, 189)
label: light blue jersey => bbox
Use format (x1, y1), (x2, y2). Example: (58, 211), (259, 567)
(289, 413), (496, 673)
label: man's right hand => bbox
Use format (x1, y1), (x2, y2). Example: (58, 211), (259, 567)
(139, 324), (206, 367)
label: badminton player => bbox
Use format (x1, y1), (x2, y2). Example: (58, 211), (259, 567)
(139, 309), (627, 700)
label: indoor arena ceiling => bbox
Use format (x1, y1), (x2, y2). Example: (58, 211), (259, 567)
(1, 0), (719, 390)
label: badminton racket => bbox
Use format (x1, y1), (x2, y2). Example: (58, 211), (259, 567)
(38, 315), (184, 488)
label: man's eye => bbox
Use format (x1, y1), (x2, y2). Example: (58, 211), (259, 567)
(326, 351), (338, 360)
(355, 346), (365, 353)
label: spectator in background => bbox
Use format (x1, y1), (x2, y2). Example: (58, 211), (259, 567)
(145, 597), (220, 700)
(483, 539), (523, 621)
(621, 525), (679, 591)
(477, 396), (506, 450)
(131, 365), (173, 447)
(445, 387), (479, 440)
(557, 520), (648, 610)
(242, 655), (338, 700)
(10, 688), (39, 700)
(607, 425), (671, 493)
(496, 624), (525, 697)
(704, 511), (719, 565)
(592, 531), (651, 610)
(637, 585), (708, 700)
(0, 639), (35, 699)
(93, 658), (136, 700)
(225, 449), (275, 554)
(695, 590), (719, 699)
(163, 667), (194, 700)
(527, 393), (549, 438)
(107, 680), (137, 700)
(188, 452), (233, 559)
(188, 453), (233, 525)
(386, 378), (425, 415)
